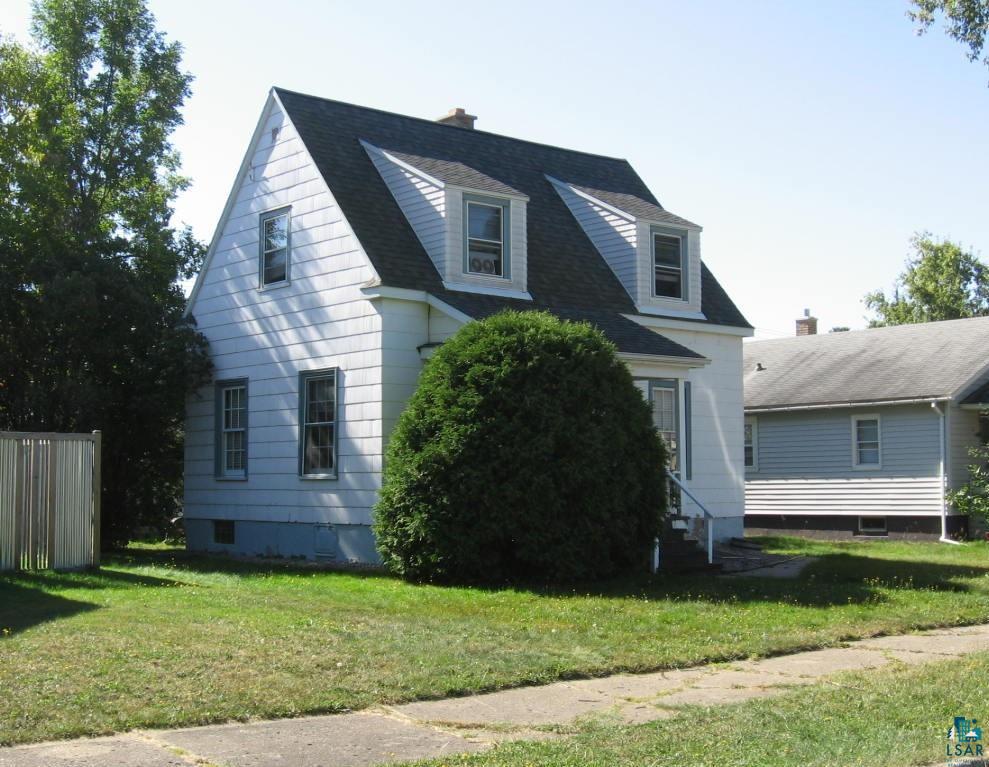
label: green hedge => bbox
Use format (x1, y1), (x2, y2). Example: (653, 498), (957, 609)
(374, 311), (667, 584)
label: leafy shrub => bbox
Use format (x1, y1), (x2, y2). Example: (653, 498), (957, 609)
(374, 311), (667, 584)
(948, 444), (989, 532)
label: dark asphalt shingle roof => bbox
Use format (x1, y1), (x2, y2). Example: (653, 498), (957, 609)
(381, 148), (525, 198)
(744, 317), (989, 410)
(275, 88), (750, 356)
(571, 184), (701, 229)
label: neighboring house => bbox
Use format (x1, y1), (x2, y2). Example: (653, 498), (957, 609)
(743, 316), (989, 539)
(182, 88), (752, 563)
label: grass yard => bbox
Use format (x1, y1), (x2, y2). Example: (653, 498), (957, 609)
(403, 650), (989, 767)
(0, 537), (988, 745)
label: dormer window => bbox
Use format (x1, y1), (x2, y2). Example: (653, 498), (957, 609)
(652, 229), (686, 300)
(465, 195), (510, 278)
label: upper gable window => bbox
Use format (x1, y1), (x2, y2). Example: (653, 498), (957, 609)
(260, 207), (291, 288)
(652, 229), (686, 300)
(464, 195), (510, 279)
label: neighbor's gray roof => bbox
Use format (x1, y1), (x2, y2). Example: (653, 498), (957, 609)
(744, 316), (989, 411)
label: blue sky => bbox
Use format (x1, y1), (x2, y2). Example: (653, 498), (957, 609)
(4, 0), (988, 337)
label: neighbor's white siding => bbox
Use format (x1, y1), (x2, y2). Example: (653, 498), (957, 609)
(948, 404), (981, 489)
(744, 404), (944, 516)
(184, 97), (385, 533)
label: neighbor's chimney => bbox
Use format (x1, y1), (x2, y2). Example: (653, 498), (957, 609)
(796, 308), (818, 336)
(437, 107), (477, 130)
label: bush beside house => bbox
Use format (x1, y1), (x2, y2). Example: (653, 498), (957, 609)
(374, 311), (667, 584)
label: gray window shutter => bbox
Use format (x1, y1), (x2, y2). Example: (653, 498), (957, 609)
(684, 381), (692, 480)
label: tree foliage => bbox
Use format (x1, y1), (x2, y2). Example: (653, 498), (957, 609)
(374, 311), (668, 585)
(0, 0), (211, 544)
(910, 0), (989, 72)
(864, 233), (989, 327)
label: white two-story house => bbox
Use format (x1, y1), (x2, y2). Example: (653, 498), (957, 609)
(183, 88), (753, 563)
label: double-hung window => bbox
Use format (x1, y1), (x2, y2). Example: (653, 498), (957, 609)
(299, 368), (337, 477)
(652, 230), (685, 300)
(215, 380), (248, 479)
(465, 195), (509, 278)
(260, 207), (291, 287)
(651, 380), (679, 473)
(744, 417), (758, 470)
(852, 415), (881, 468)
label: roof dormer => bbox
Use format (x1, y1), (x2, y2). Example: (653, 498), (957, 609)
(547, 176), (704, 319)
(363, 141), (530, 299)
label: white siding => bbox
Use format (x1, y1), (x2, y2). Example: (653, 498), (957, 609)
(552, 183), (638, 297)
(184, 96), (384, 530)
(746, 476), (943, 515)
(364, 145), (447, 274)
(549, 179), (703, 315)
(626, 327), (745, 537)
(744, 405), (945, 517)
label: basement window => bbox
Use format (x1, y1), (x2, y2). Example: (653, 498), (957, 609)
(858, 516), (887, 535)
(213, 520), (235, 545)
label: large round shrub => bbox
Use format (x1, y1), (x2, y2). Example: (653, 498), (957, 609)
(373, 311), (668, 584)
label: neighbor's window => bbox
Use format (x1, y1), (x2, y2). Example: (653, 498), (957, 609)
(215, 380), (247, 478)
(853, 415), (881, 468)
(260, 207), (291, 287)
(653, 230), (685, 300)
(300, 368), (337, 477)
(213, 520), (235, 545)
(744, 417), (757, 470)
(651, 380), (679, 472)
(465, 196), (509, 278)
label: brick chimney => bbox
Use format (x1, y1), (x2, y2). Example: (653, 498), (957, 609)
(437, 107), (477, 130)
(795, 309), (818, 336)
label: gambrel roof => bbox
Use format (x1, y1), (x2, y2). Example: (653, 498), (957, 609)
(744, 316), (989, 411)
(271, 88), (751, 356)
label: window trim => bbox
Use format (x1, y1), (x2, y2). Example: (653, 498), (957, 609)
(744, 416), (758, 471)
(463, 193), (511, 280)
(650, 225), (688, 302)
(214, 378), (248, 480)
(298, 367), (339, 480)
(851, 413), (882, 470)
(259, 206), (292, 289)
(650, 379), (681, 474)
(858, 516), (887, 534)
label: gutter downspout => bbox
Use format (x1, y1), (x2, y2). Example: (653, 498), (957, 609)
(932, 402), (961, 545)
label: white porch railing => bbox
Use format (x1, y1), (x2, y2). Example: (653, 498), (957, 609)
(666, 469), (715, 565)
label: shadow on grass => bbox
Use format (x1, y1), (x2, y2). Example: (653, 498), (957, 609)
(107, 541), (989, 610)
(0, 580), (99, 635)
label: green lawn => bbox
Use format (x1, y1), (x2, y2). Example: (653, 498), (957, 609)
(0, 538), (987, 746)
(402, 650), (989, 767)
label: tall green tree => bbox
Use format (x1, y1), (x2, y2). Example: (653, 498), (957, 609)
(910, 0), (989, 72)
(865, 233), (989, 327)
(0, 0), (211, 544)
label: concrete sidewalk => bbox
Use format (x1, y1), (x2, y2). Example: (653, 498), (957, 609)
(3, 623), (989, 767)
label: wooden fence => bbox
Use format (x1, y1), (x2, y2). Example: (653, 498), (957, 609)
(0, 431), (101, 571)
